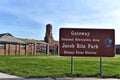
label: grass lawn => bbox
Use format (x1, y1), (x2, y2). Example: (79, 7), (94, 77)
(0, 54), (120, 78)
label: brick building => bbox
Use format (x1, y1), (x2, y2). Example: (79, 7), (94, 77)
(44, 24), (59, 54)
(0, 24), (58, 55)
(0, 33), (36, 55)
(19, 38), (49, 54)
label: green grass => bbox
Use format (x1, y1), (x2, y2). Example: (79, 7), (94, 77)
(0, 54), (120, 78)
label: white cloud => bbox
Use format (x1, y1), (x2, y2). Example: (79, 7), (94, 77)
(0, 0), (120, 44)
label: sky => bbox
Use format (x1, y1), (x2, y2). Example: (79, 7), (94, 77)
(0, 0), (120, 44)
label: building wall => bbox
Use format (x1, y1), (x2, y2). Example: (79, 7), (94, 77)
(0, 43), (36, 55)
(0, 49), (4, 55)
(0, 42), (58, 55)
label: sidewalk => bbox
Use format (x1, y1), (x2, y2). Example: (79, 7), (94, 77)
(0, 72), (120, 80)
(0, 72), (23, 80)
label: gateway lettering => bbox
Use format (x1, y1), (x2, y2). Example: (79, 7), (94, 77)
(71, 31), (90, 37)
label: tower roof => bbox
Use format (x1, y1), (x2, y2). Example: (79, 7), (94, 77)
(46, 24), (52, 27)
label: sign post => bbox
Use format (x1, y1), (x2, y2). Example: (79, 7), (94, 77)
(71, 56), (74, 77)
(100, 57), (102, 77)
(59, 28), (115, 76)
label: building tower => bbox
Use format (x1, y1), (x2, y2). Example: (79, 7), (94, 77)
(44, 24), (54, 45)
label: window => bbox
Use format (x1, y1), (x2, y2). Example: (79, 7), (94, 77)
(116, 45), (120, 49)
(22, 44), (26, 50)
(0, 44), (5, 49)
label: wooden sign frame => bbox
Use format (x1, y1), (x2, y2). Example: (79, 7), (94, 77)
(59, 28), (115, 57)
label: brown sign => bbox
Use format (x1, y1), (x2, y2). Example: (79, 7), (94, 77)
(59, 28), (115, 57)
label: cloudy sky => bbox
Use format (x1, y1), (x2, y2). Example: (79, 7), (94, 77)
(0, 0), (120, 44)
